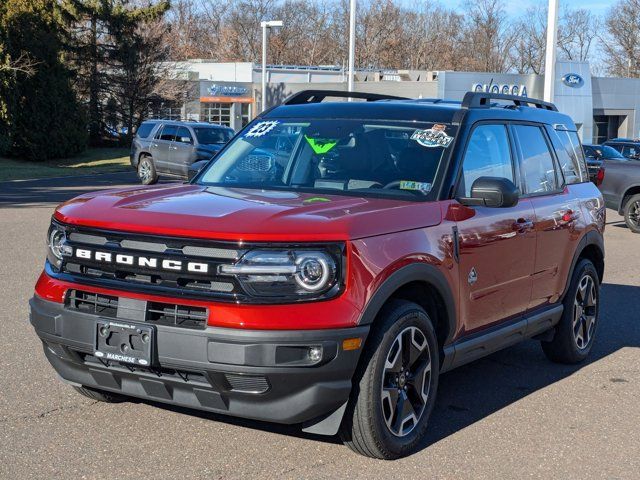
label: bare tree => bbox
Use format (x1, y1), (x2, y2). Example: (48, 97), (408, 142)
(601, 0), (640, 77)
(558, 8), (600, 61)
(461, 0), (517, 73)
(511, 7), (547, 74)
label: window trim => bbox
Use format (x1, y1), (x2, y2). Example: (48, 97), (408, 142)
(452, 121), (520, 199)
(510, 122), (564, 198)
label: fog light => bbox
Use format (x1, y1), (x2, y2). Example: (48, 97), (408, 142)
(308, 346), (323, 362)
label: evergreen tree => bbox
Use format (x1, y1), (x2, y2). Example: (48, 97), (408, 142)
(64, 0), (170, 146)
(1, 0), (87, 160)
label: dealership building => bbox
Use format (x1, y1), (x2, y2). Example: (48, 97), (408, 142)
(156, 59), (640, 143)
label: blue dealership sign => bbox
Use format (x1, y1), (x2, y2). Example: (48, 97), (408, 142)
(561, 73), (584, 88)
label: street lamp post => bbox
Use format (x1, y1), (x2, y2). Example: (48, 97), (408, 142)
(347, 0), (356, 93)
(260, 20), (283, 112)
(543, 0), (559, 102)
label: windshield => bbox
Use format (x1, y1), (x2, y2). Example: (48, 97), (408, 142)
(194, 127), (233, 145)
(197, 118), (456, 200)
(600, 145), (625, 159)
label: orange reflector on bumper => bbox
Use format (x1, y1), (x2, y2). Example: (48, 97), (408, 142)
(342, 337), (362, 351)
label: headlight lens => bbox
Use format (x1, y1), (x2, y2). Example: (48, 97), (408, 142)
(219, 248), (341, 299)
(47, 222), (71, 270)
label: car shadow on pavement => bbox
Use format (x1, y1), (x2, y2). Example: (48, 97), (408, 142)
(140, 282), (640, 453)
(0, 173), (178, 208)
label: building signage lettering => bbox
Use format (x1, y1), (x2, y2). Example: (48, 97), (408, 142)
(472, 83), (528, 97)
(207, 84), (248, 96)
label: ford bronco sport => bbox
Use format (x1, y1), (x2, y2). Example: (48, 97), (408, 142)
(30, 90), (605, 459)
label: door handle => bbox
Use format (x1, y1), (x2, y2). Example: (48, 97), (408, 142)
(513, 218), (534, 232)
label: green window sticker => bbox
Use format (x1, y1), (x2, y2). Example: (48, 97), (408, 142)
(399, 180), (432, 192)
(305, 135), (338, 154)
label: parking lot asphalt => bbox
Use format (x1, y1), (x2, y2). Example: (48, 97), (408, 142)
(1, 174), (639, 479)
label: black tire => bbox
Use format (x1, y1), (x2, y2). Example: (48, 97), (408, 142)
(623, 194), (640, 233)
(541, 258), (600, 364)
(72, 385), (127, 403)
(137, 155), (158, 185)
(340, 300), (439, 460)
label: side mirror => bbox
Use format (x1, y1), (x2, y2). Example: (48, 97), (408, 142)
(458, 176), (519, 208)
(188, 159), (209, 181)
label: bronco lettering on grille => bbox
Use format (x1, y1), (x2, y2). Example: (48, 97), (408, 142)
(74, 248), (209, 274)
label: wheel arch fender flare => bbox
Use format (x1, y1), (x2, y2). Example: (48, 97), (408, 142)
(357, 263), (457, 347)
(618, 184), (640, 214)
(562, 229), (605, 299)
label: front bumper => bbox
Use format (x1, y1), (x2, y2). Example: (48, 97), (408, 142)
(30, 295), (368, 427)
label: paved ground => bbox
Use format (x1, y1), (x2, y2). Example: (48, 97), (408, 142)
(1, 175), (639, 479)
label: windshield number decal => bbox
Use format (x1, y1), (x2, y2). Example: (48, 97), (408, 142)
(399, 181), (432, 192)
(411, 124), (453, 148)
(245, 121), (279, 138)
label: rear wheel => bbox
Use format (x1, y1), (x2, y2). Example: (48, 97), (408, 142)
(72, 385), (127, 403)
(541, 258), (600, 364)
(340, 300), (439, 459)
(137, 155), (158, 185)
(623, 194), (640, 233)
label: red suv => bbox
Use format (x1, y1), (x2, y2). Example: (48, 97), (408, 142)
(30, 91), (605, 459)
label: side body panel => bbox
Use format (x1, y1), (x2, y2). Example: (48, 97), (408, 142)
(454, 200), (536, 333)
(598, 158), (640, 212)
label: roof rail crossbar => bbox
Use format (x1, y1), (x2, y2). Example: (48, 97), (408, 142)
(282, 89), (408, 105)
(461, 91), (558, 112)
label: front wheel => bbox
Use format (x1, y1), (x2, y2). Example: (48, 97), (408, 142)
(137, 155), (158, 185)
(340, 300), (439, 459)
(541, 258), (600, 364)
(623, 194), (640, 233)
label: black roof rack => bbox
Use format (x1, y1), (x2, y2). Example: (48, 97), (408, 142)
(282, 89), (408, 105)
(461, 91), (558, 112)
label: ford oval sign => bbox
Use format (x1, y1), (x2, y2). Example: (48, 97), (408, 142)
(562, 73), (584, 88)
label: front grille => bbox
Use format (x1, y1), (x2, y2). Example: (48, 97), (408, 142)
(147, 302), (208, 329)
(65, 289), (208, 330)
(67, 290), (118, 317)
(57, 226), (247, 301)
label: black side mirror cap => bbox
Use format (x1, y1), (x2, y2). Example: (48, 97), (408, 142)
(458, 176), (520, 208)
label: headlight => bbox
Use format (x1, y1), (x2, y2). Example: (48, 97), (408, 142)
(219, 248), (342, 299)
(47, 222), (71, 270)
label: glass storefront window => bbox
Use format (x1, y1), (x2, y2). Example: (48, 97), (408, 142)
(202, 103), (231, 127)
(241, 103), (251, 128)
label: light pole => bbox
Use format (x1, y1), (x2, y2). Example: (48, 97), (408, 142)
(347, 0), (356, 93)
(543, 0), (559, 102)
(260, 20), (283, 112)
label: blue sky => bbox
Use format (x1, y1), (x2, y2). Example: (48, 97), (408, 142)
(441, 0), (612, 16)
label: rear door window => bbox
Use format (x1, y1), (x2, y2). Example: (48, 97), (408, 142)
(513, 125), (559, 194)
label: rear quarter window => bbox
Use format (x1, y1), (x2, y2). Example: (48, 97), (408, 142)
(552, 128), (588, 184)
(136, 122), (157, 139)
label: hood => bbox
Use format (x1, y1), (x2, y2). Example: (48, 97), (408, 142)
(54, 184), (442, 241)
(197, 144), (224, 153)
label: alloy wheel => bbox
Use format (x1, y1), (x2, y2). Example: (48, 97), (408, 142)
(628, 200), (640, 228)
(380, 326), (431, 437)
(573, 274), (597, 350)
(138, 159), (151, 183)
